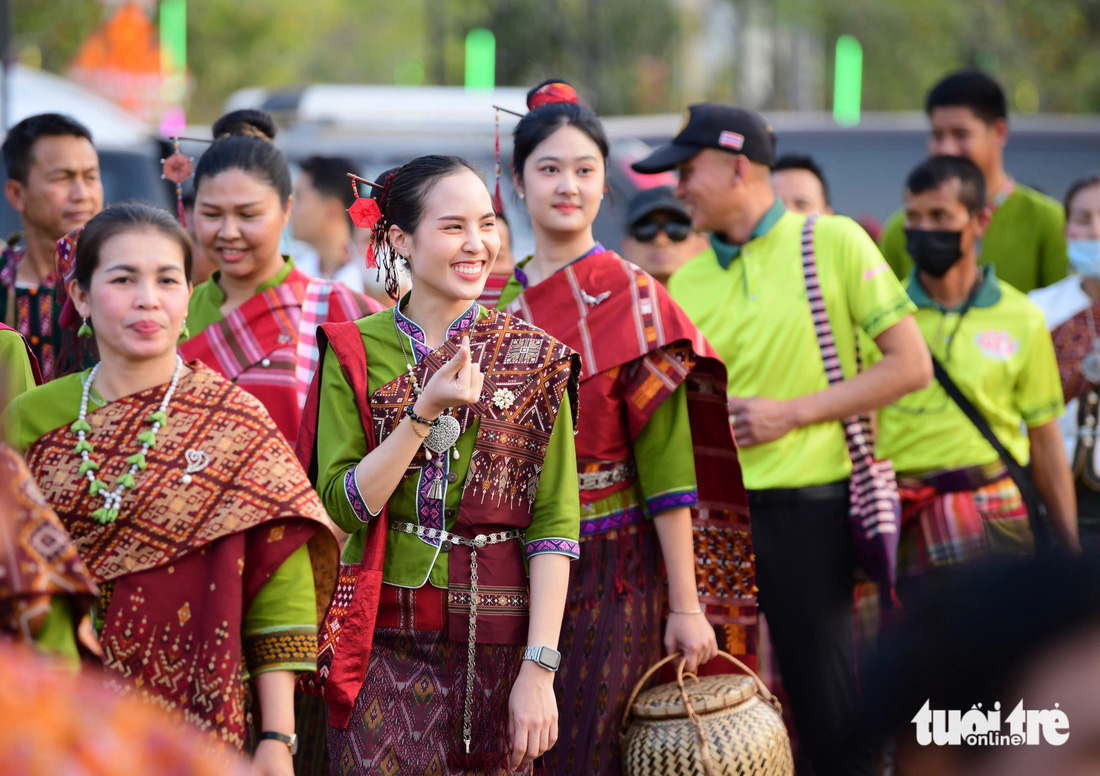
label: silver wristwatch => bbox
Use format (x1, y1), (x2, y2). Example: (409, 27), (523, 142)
(522, 645), (562, 672)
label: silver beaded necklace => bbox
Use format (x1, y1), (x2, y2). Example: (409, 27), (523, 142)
(72, 354), (184, 524)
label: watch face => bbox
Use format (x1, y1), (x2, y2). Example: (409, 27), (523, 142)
(540, 648), (562, 671)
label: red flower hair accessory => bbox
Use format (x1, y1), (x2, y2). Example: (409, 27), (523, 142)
(347, 172), (394, 269)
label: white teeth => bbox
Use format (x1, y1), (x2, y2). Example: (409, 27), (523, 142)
(453, 264), (481, 276)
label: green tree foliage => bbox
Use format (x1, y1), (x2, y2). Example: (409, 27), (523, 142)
(12, 0), (1100, 121)
(12, 0), (103, 72)
(777, 0), (1100, 113)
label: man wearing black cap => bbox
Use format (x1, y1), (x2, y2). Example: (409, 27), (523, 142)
(634, 104), (932, 775)
(620, 186), (710, 286)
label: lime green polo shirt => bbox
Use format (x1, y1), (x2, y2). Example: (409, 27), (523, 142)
(186, 256), (297, 337)
(874, 268), (1064, 473)
(880, 183), (1067, 293)
(668, 208), (915, 490)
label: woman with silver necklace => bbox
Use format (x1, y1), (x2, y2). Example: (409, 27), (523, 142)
(1, 202), (339, 775)
(299, 155), (580, 775)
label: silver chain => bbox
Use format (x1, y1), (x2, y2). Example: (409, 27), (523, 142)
(464, 545), (479, 753)
(389, 521), (523, 754)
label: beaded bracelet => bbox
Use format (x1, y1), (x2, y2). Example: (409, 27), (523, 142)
(407, 407), (441, 428)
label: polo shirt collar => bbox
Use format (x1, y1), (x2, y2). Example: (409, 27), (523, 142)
(710, 199), (787, 270)
(907, 265), (1002, 311)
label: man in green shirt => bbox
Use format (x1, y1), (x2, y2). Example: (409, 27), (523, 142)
(879, 69), (1066, 293)
(877, 155), (1079, 590)
(633, 104), (931, 776)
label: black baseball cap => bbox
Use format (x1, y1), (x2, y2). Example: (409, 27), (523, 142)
(624, 186), (690, 228)
(631, 103), (776, 174)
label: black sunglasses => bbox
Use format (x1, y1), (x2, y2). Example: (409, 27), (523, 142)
(629, 220), (692, 243)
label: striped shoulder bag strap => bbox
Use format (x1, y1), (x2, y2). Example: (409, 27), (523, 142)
(799, 214), (900, 589)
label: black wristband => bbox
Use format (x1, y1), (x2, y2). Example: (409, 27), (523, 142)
(259, 730), (298, 754)
(407, 407), (440, 427)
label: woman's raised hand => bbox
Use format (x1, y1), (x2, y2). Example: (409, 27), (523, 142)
(414, 335), (485, 418)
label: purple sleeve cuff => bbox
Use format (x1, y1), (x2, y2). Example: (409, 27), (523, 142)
(646, 488), (699, 517)
(525, 537), (581, 560)
(344, 467), (381, 522)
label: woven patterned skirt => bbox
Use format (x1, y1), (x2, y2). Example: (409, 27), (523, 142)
(327, 627), (527, 776)
(898, 476), (1033, 575)
(543, 524), (663, 776)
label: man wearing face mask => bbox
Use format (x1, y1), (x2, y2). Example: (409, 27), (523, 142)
(876, 156), (1079, 607)
(1030, 173), (1100, 551)
(879, 69), (1066, 293)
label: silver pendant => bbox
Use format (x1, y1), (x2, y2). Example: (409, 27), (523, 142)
(424, 414), (461, 454)
(1083, 349), (1100, 384)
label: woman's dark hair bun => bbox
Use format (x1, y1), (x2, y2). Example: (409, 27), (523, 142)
(211, 109), (277, 141)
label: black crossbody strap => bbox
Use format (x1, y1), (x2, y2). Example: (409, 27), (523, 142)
(930, 353), (1043, 520)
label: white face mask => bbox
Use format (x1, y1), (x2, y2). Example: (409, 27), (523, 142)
(1069, 239), (1100, 279)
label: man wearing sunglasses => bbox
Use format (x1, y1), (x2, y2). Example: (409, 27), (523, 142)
(621, 186), (711, 286)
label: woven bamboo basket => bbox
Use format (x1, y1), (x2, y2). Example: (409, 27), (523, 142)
(620, 651), (794, 776)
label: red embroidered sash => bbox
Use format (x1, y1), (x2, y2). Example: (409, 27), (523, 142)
(179, 268), (377, 446)
(504, 251), (757, 662)
(296, 322), (388, 730)
(25, 365), (338, 748)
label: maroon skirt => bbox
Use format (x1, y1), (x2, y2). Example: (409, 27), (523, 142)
(327, 625), (527, 775)
(542, 524), (663, 776)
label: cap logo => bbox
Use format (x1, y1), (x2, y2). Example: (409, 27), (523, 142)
(719, 131), (745, 150)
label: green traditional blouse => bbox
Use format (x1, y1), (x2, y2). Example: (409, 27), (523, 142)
(186, 256), (297, 336)
(1, 328), (37, 412)
(313, 302), (580, 588)
(34, 597), (80, 668)
(498, 264), (698, 536)
(2, 369), (315, 672)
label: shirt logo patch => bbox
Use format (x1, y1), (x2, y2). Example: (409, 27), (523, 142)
(863, 262), (891, 281)
(975, 330), (1018, 361)
(719, 131), (745, 150)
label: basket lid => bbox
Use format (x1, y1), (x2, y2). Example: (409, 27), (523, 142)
(631, 673), (757, 719)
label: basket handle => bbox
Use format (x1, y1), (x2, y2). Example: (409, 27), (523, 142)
(708, 650), (780, 709)
(675, 657), (717, 776)
(619, 651), (686, 735)
(619, 650), (781, 735)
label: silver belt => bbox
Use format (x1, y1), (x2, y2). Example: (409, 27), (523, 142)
(577, 460), (636, 491)
(389, 521), (523, 753)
